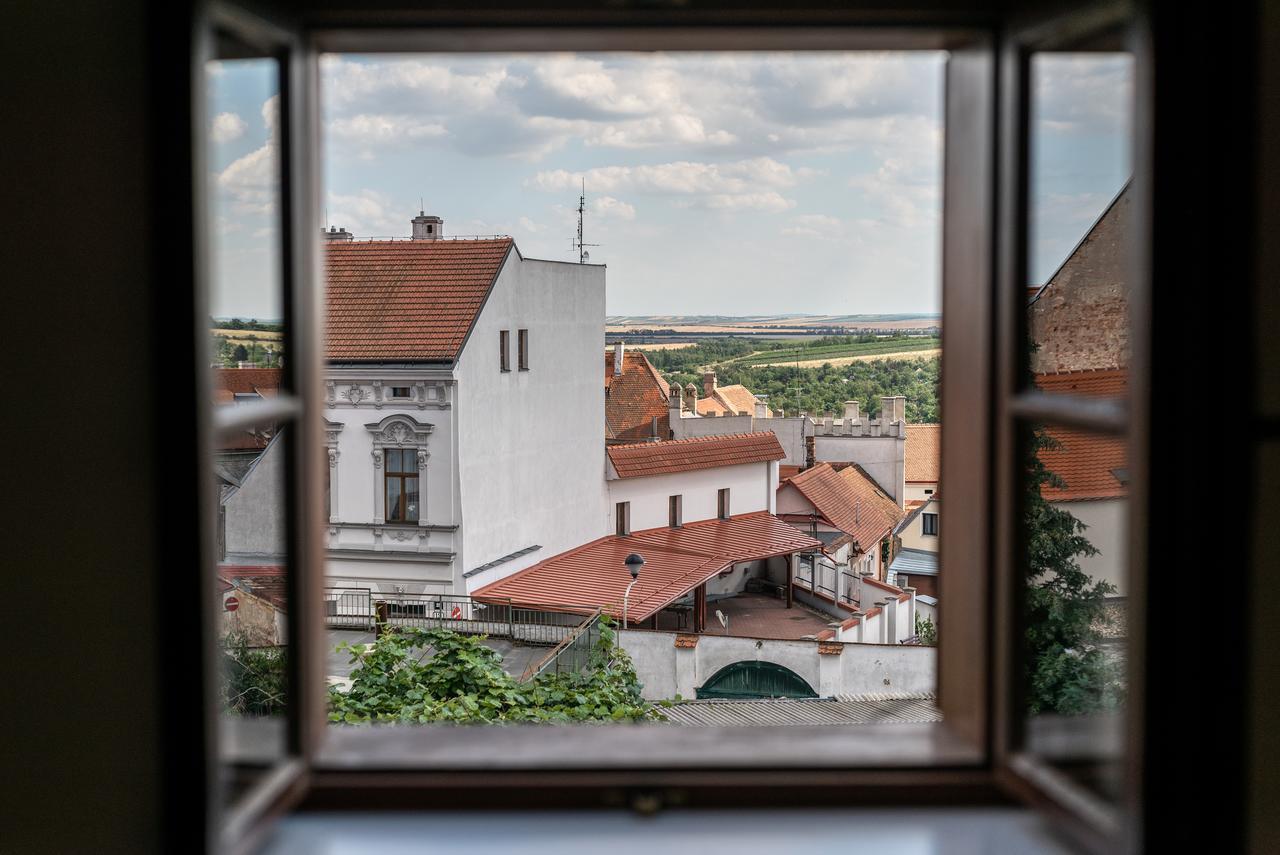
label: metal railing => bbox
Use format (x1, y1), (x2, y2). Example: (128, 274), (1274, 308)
(324, 587), (374, 630)
(332, 591), (595, 647)
(521, 609), (604, 681)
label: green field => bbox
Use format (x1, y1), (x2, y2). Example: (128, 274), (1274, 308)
(727, 336), (940, 367)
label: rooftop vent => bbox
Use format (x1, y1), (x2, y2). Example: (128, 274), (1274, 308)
(322, 225), (353, 241)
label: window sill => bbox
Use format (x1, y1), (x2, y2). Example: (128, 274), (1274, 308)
(314, 719), (981, 775)
(263, 808), (1071, 855)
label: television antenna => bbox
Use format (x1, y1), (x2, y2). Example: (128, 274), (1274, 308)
(571, 178), (600, 263)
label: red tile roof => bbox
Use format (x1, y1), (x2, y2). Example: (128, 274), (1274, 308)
(1037, 426), (1127, 502)
(218, 564), (287, 609)
(607, 432), (785, 479)
(1032, 369), (1128, 502)
(474, 511), (822, 623)
(1034, 367), (1127, 398)
(905, 424), (940, 483)
(211, 367), (282, 404)
(324, 238), (513, 362)
(604, 349), (671, 442)
(697, 384), (774, 417)
(782, 463), (904, 553)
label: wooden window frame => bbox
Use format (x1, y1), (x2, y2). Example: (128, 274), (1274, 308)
(383, 448), (419, 524)
(922, 512), (939, 536)
(615, 501), (630, 537)
(668, 494), (682, 528)
(517, 328), (529, 371)
(499, 329), (510, 372)
(185, 4), (1171, 853)
(717, 487), (730, 520)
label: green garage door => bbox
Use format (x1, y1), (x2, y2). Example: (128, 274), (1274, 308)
(696, 661), (818, 700)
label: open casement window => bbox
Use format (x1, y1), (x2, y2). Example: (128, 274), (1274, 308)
(192, 2), (1158, 853)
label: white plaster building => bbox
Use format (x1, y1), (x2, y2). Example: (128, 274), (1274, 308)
(321, 217), (608, 597)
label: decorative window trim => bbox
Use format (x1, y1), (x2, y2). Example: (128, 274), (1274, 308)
(325, 420), (343, 524)
(365, 414), (434, 526)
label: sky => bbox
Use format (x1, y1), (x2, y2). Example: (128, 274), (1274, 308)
(206, 52), (1132, 320)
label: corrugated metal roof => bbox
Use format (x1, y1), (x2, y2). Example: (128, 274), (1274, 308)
(662, 693), (940, 727)
(889, 547), (938, 577)
(474, 512), (822, 624)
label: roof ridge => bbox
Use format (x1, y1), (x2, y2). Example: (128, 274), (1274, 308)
(609, 431), (769, 449)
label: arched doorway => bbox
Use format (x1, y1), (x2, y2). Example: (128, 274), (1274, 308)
(695, 661), (818, 700)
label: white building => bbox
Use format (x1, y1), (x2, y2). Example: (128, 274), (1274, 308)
(322, 215), (609, 597)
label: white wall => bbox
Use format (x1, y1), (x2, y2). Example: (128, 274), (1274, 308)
(607, 461), (773, 532)
(904, 482), (938, 503)
(813, 434), (906, 507)
(671, 413), (810, 467)
(456, 256), (609, 593)
(619, 629), (935, 700)
(899, 499), (940, 553)
(321, 366), (459, 594)
(1054, 498), (1127, 596)
(222, 433), (287, 562)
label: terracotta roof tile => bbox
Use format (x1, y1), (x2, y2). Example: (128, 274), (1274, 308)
(607, 432), (784, 479)
(905, 424), (940, 483)
(211, 367), (282, 401)
(474, 512), (822, 623)
(1032, 370), (1128, 502)
(696, 384), (774, 417)
(604, 350), (671, 442)
(1038, 426), (1127, 502)
(324, 239), (512, 362)
(783, 463), (904, 553)
(1034, 367), (1127, 399)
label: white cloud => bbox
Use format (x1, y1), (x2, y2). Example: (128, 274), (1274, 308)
(211, 112), (246, 143)
(697, 192), (795, 213)
(217, 96), (280, 216)
(781, 214), (845, 239)
(529, 157), (809, 197)
(325, 189), (408, 237)
(328, 114), (447, 145)
(592, 196), (636, 220)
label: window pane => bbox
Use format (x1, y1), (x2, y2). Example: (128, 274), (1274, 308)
(216, 424), (291, 801)
(405, 477), (419, 522)
(205, 42), (290, 810)
(1021, 422), (1128, 802)
(386, 476), (403, 522)
(319, 50), (944, 733)
(1026, 52), (1133, 396)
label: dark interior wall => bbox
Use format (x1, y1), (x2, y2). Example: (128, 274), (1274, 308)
(2, 1), (164, 851)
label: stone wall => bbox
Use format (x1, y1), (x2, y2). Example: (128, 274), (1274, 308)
(1029, 185), (1131, 373)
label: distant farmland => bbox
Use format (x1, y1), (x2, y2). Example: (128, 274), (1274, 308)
(725, 336), (941, 367)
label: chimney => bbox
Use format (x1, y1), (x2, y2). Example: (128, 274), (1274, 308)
(843, 400), (860, 422)
(322, 226), (353, 241)
(703, 371), (717, 398)
(612, 341), (625, 376)
(879, 396), (897, 424)
(754, 401), (767, 419)
(683, 382), (698, 413)
(411, 210), (443, 240)
(669, 384), (684, 416)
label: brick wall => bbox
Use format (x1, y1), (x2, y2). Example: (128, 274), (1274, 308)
(1029, 186), (1131, 373)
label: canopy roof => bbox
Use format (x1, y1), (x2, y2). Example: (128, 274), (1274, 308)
(474, 511), (821, 624)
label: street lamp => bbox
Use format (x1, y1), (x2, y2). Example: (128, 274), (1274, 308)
(622, 552), (644, 630)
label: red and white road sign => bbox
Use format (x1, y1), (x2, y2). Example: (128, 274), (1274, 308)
(224, 596), (240, 612)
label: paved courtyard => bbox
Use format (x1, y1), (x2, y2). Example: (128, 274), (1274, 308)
(650, 592), (835, 640)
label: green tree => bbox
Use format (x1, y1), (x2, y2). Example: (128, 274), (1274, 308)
(232, 343), (249, 362)
(220, 634), (287, 716)
(329, 619), (664, 725)
(1023, 429), (1123, 715)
